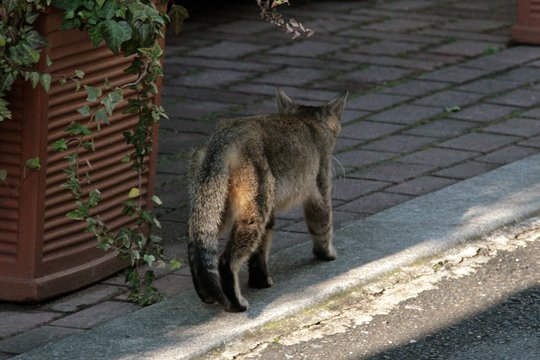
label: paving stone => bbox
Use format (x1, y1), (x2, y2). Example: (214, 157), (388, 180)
(252, 67), (333, 86)
(164, 57), (278, 73)
(368, 105), (442, 125)
(162, 86), (266, 106)
(153, 274), (193, 297)
(337, 192), (413, 214)
(347, 93), (410, 111)
(439, 132), (520, 153)
(188, 41), (270, 58)
(350, 40), (423, 56)
(521, 107), (540, 118)
(342, 65), (415, 85)
(518, 134), (540, 148)
(50, 301), (139, 330)
(414, 90), (484, 108)
(399, 147), (478, 167)
(335, 137), (361, 152)
(362, 134), (435, 153)
(475, 145), (539, 164)
(377, 0), (436, 10)
(169, 68), (253, 88)
(331, 178), (390, 201)
(482, 118), (540, 137)
(0, 311), (61, 338)
(244, 54), (358, 71)
(488, 88), (540, 107)
(342, 109), (371, 124)
(362, 18), (433, 32)
(494, 45), (540, 62)
(329, 52), (440, 71)
(461, 55), (517, 72)
(0, 326), (84, 355)
(417, 28), (508, 43)
(434, 161), (498, 179)
(271, 231), (310, 253)
(382, 80), (450, 97)
(419, 66), (490, 84)
(455, 78), (521, 94)
(335, 149), (394, 168)
(429, 40), (502, 56)
(440, 19), (509, 32)
(158, 130), (207, 156)
(301, 17), (359, 34)
(405, 119), (478, 138)
(385, 176), (457, 196)
(47, 284), (126, 313)
(211, 20), (275, 34)
(269, 40), (346, 57)
(337, 29), (438, 45)
(495, 67), (540, 83)
(448, 103), (519, 123)
(429, 40), (497, 57)
(350, 161), (437, 183)
(340, 121), (404, 140)
(407, 52), (465, 68)
(231, 84), (339, 104)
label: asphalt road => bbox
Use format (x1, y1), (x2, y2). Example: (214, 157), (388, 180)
(207, 228), (540, 360)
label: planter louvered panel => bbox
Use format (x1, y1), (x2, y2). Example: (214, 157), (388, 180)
(0, 85), (24, 264)
(0, 10), (162, 301)
(513, 0), (540, 44)
(531, 0), (540, 14)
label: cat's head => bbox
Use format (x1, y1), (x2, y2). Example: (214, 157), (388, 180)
(276, 88), (348, 135)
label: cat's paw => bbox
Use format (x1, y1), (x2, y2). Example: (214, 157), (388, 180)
(249, 275), (274, 289)
(314, 245), (337, 261)
(225, 296), (249, 312)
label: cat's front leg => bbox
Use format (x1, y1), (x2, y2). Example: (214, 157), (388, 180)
(304, 196), (336, 261)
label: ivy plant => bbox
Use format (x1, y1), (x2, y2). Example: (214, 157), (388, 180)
(0, 0), (299, 305)
(0, 0), (187, 305)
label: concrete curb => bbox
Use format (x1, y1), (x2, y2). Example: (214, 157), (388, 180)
(15, 153), (540, 360)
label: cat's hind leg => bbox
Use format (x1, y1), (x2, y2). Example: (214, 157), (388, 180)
(248, 213), (275, 289)
(218, 163), (273, 312)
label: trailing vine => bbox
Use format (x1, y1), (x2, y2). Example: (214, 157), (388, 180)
(49, 0), (186, 305)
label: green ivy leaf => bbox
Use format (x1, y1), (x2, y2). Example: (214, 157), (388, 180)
(67, 207), (88, 221)
(151, 195), (162, 205)
(101, 88), (123, 115)
(95, 107), (109, 125)
(25, 157), (41, 170)
(169, 258), (182, 271)
(84, 85), (102, 102)
(168, 5), (189, 35)
(52, 138), (69, 152)
(65, 122), (92, 136)
(40, 73), (51, 92)
(100, 20), (132, 53)
(143, 254), (155, 268)
(77, 105), (91, 117)
(0, 169), (7, 182)
(74, 70), (85, 79)
(128, 187), (141, 198)
(88, 189), (101, 207)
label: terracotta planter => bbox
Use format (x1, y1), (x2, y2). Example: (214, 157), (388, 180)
(0, 11), (163, 302)
(512, 0), (540, 44)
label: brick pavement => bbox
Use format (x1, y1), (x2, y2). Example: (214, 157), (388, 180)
(4, 0), (540, 358)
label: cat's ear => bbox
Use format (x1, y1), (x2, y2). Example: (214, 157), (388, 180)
(276, 87), (296, 114)
(326, 91), (348, 120)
